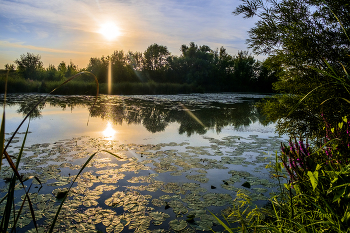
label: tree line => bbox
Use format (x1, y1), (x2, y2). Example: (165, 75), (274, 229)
(4, 42), (278, 93)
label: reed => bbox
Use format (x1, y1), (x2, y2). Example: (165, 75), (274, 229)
(0, 70), (124, 232)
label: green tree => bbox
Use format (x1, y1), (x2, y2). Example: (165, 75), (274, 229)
(215, 47), (234, 89)
(126, 51), (145, 82)
(143, 44), (170, 82)
(43, 64), (61, 81)
(110, 50), (129, 83)
(231, 51), (258, 91)
(14, 53), (44, 80)
(234, 0), (350, 138)
(143, 44), (170, 71)
(86, 57), (109, 83)
(66, 61), (78, 77)
(179, 42), (216, 87)
(58, 61), (67, 73)
(4, 64), (15, 71)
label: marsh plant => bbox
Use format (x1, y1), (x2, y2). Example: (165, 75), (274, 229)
(0, 70), (123, 232)
(212, 118), (350, 232)
(211, 0), (350, 231)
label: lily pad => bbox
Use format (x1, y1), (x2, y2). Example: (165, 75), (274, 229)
(169, 219), (187, 231)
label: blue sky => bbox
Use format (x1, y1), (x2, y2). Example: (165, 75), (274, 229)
(0, 0), (258, 69)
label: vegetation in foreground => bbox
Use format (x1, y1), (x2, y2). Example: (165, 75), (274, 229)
(212, 0), (350, 232)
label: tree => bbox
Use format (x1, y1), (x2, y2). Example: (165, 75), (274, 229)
(215, 47), (234, 89)
(58, 61), (67, 74)
(231, 51), (258, 90)
(4, 64), (15, 71)
(234, 0), (350, 139)
(44, 64), (60, 81)
(179, 42), (217, 86)
(142, 44), (170, 82)
(110, 50), (129, 83)
(143, 44), (170, 71)
(86, 57), (109, 83)
(14, 53), (43, 80)
(126, 51), (145, 82)
(66, 61), (78, 77)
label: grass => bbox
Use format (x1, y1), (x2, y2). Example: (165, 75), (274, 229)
(0, 70), (124, 232)
(0, 75), (204, 95)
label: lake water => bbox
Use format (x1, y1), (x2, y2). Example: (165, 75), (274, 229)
(0, 93), (287, 232)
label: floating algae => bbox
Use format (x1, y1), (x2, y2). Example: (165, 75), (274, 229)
(0, 129), (286, 232)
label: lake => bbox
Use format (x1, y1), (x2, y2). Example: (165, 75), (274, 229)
(0, 93), (286, 232)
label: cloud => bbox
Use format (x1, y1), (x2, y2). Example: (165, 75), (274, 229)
(0, 0), (257, 67)
(0, 41), (90, 55)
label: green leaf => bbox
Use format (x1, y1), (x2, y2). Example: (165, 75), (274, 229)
(340, 205), (350, 223)
(284, 183), (290, 190)
(338, 122), (344, 129)
(307, 171), (318, 190)
(333, 188), (345, 203)
(315, 164), (322, 171)
(343, 116), (348, 123)
(294, 183), (301, 194)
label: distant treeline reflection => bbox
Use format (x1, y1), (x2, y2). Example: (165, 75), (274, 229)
(5, 94), (266, 136)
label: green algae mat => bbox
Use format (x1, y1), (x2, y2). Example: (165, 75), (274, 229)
(0, 134), (286, 232)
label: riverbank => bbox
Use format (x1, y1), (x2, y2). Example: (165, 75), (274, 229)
(0, 71), (274, 95)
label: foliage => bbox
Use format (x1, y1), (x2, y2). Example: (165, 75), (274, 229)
(212, 3), (350, 232)
(143, 43), (170, 71)
(234, 0), (350, 138)
(214, 122), (350, 232)
(14, 53), (44, 80)
(4, 42), (278, 94)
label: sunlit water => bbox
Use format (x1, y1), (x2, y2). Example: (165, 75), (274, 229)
(0, 93), (287, 232)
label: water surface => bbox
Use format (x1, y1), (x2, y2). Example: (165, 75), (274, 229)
(0, 93), (286, 232)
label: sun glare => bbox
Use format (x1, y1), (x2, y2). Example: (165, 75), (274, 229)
(103, 121), (117, 139)
(99, 22), (121, 41)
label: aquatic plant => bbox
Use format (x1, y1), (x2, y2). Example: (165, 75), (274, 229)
(0, 69), (128, 232)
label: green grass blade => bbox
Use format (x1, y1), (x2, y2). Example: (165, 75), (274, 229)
(0, 193), (8, 205)
(208, 210), (234, 233)
(286, 84), (325, 117)
(1, 119), (32, 233)
(1, 174), (16, 231)
(15, 119), (30, 169)
(339, 63), (349, 79)
(48, 149), (126, 232)
(11, 183), (33, 233)
(322, 0), (350, 42)
(101, 150), (125, 160)
(0, 70), (8, 172)
(0, 111), (5, 172)
(48, 151), (98, 233)
(1, 150), (38, 232)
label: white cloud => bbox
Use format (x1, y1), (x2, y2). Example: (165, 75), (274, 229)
(0, 40), (91, 54)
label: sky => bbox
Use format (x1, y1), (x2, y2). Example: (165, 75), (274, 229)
(0, 0), (259, 69)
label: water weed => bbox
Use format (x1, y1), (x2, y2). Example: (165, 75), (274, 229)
(0, 70), (106, 232)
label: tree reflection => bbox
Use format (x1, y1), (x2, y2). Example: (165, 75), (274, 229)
(16, 101), (45, 118)
(3, 94), (267, 136)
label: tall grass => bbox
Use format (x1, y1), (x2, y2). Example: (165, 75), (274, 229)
(212, 2), (350, 232)
(0, 70), (124, 232)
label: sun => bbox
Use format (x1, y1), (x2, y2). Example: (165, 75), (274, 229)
(99, 22), (121, 41)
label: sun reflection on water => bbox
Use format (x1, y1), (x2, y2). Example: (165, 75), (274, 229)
(103, 121), (116, 139)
